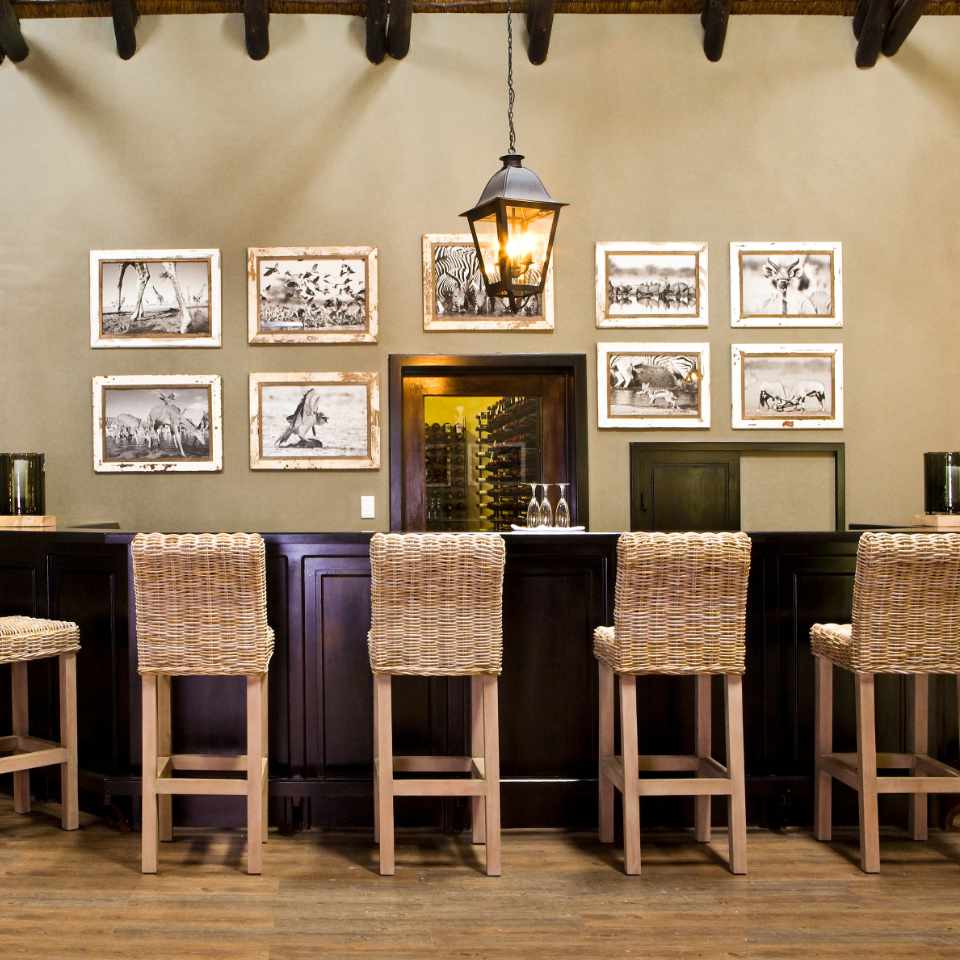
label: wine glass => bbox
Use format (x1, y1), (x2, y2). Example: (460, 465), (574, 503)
(538, 483), (553, 528)
(555, 483), (570, 528)
(525, 482), (540, 528)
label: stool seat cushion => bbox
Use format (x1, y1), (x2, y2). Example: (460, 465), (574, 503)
(811, 622), (853, 669)
(0, 616), (81, 664)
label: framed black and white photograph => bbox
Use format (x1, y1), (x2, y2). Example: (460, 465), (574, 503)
(249, 372), (380, 470)
(247, 246), (378, 344)
(731, 343), (844, 429)
(730, 242), (843, 327)
(597, 342), (710, 429)
(92, 375), (223, 472)
(595, 242), (708, 328)
(422, 233), (555, 331)
(90, 249), (221, 348)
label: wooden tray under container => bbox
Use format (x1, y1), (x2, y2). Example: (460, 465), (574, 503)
(912, 514), (960, 530)
(0, 515), (57, 530)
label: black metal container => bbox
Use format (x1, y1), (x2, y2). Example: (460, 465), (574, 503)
(0, 453), (46, 516)
(924, 452), (960, 515)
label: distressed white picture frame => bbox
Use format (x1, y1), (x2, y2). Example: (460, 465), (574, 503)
(730, 241), (843, 328)
(596, 241), (708, 328)
(731, 343), (844, 430)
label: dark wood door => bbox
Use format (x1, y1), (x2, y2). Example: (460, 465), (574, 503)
(630, 447), (740, 531)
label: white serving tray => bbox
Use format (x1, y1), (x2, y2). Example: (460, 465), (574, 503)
(509, 525), (586, 533)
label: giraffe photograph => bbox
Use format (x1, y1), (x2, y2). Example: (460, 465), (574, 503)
(730, 241), (843, 327)
(247, 246), (378, 344)
(422, 234), (555, 331)
(92, 375), (223, 473)
(90, 249), (222, 348)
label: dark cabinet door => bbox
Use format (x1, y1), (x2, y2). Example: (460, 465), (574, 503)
(630, 448), (740, 531)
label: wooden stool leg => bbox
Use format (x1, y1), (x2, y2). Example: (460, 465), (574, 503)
(157, 674), (173, 842)
(482, 675), (501, 877)
(814, 655), (834, 842)
(246, 675), (264, 876)
(11, 661), (30, 814)
(374, 673), (395, 876)
(372, 674), (380, 845)
(471, 674), (486, 845)
(694, 673), (712, 843)
(58, 653), (79, 831)
(262, 673), (269, 843)
(619, 674), (641, 875)
(598, 661), (615, 844)
(909, 673), (929, 842)
(141, 674), (159, 874)
(724, 674), (748, 875)
(855, 672), (881, 874)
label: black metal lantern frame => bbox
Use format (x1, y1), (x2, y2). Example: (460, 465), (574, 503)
(461, 1), (567, 314)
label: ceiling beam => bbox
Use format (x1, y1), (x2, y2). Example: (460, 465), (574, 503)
(0, 0), (28, 61)
(855, 0), (894, 65)
(526, 0), (553, 63)
(244, 0), (269, 58)
(386, 0), (412, 57)
(365, 0), (386, 62)
(702, 0), (729, 58)
(110, 0), (137, 57)
(882, 0), (926, 53)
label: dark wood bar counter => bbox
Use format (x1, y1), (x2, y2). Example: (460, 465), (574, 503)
(1, 529), (956, 834)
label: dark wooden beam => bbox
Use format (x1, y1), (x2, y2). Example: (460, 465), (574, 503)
(244, 0), (269, 58)
(882, 0), (926, 53)
(365, 0), (386, 62)
(852, 0), (870, 33)
(110, 0), (138, 58)
(386, 0), (411, 57)
(855, 0), (894, 65)
(701, 0), (729, 59)
(0, 0), (28, 61)
(526, 0), (554, 64)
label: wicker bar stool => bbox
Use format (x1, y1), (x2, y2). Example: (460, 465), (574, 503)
(0, 617), (80, 830)
(812, 531), (960, 874)
(369, 532), (505, 876)
(132, 533), (273, 875)
(595, 532), (752, 875)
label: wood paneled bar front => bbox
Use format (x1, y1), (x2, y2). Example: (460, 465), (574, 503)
(0, 529), (957, 834)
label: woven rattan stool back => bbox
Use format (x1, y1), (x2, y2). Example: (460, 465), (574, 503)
(611, 531), (752, 675)
(368, 533), (506, 676)
(849, 531), (960, 673)
(132, 532), (273, 676)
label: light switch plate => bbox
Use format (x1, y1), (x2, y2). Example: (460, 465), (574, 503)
(360, 495), (376, 520)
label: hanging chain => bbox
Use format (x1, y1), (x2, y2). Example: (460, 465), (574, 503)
(506, 0), (517, 154)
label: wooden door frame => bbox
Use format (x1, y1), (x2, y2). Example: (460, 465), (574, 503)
(389, 354), (589, 532)
(629, 441), (846, 532)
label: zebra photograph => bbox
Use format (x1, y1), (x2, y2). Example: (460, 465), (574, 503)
(422, 234), (555, 331)
(247, 247), (378, 344)
(90, 249), (221, 349)
(597, 342), (711, 429)
(730, 242), (843, 327)
(596, 242), (708, 328)
(732, 344), (843, 429)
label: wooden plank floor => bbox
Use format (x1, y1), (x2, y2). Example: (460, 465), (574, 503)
(1, 800), (960, 959)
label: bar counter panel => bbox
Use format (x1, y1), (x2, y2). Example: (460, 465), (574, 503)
(1, 530), (956, 833)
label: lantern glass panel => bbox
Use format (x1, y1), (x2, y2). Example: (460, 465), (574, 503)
(470, 213), (502, 286)
(504, 205), (555, 288)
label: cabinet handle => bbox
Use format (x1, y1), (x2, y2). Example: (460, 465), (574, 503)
(640, 492), (647, 512)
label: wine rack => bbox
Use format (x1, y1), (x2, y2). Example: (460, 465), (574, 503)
(475, 397), (542, 532)
(424, 422), (469, 530)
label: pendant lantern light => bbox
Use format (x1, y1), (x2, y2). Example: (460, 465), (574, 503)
(461, 0), (567, 314)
